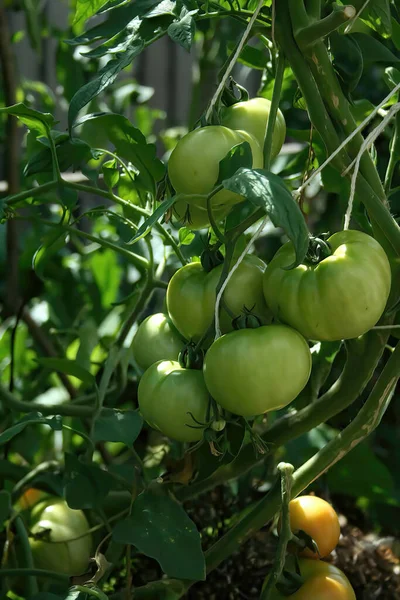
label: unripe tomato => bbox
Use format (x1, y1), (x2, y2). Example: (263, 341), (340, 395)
(132, 313), (185, 371)
(221, 97), (286, 160)
(263, 230), (391, 341)
(166, 255), (271, 342)
(168, 125), (263, 209)
(203, 325), (311, 416)
(171, 199), (231, 230)
(29, 497), (92, 576)
(138, 360), (209, 442)
(289, 495), (340, 559)
(263, 559), (356, 599)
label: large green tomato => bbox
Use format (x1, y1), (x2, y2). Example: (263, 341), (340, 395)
(168, 125), (263, 209)
(172, 198), (231, 230)
(263, 230), (391, 341)
(221, 97), (286, 160)
(203, 325), (311, 416)
(166, 255), (271, 342)
(263, 559), (356, 599)
(138, 360), (209, 442)
(29, 497), (92, 576)
(132, 313), (185, 370)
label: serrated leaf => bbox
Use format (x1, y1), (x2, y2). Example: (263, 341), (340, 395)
(102, 159), (120, 189)
(93, 408), (143, 445)
(68, 42), (144, 130)
(129, 196), (177, 243)
(24, 138), (96, 178)
(167, 9), (197, 51)
(362, 0), (392, 37)
(0, 103), (55, 137)
(75, 112), (164, 194)
(113, 490), (206, 580)
(73, 0), (111, 31)
(217, 141), (253, 185)
(66, 0), (159, 46)
(83, 16), (142, 58)
(36, 357), (95, 386)
(222, 168), (309, 267)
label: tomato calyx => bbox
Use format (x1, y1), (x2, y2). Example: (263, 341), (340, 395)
(221, 78), (250, 107)
(178, 342), (204, 370)
(304, 234), (332, 266)
(289, 529), (320, 556)
(201, 247), (224, 272)
(232, 307), (263, 330)
(275, 568), (304, 596)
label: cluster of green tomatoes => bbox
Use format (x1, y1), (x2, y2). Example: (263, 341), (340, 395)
(133, 97), (392, 444)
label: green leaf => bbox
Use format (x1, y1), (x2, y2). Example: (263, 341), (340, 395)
(222, 168), (309, 267)
(352, 32), (400, 65)
(83, 16), (143, 58)
(167, 9), (197, 51)
(0, 491), (11, 531)
(36, 357), (95, 386)
(73, 0), (111, 31)
(132, 580), (185, 599)
(327, 441), (396, 502)
(225, 200), (257, 233)
(113, 490), (206, 580)
(66, 0), (159, 46)
(0, 103), (55, 137)
(64, 453), (114, 509)
(362, 0), (392, 38)
(102, 159), (120, 189)
(33, 226), (68, 281)
(68, 42), (144, 130)
(178, 227), (195, 246)
(24, 138), (97, 178)
(392, 17), (400, 51)
(0, 413), (60, 445)
(144, 0), (176, 18)
(330, 32), (364, 95)
(93, 408), (143, 445)
(88, 248), (123, 307)
(129, 196), (177, 244)
(228, 43), (268, 70)
(217, 142), (253, 185)
(75, 112), (164, 194)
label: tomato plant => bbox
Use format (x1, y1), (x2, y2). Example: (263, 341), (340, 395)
(166, 255), (271, 342)
(203, 325), (312, 417)
(1, 0), (400, 597)
(132, 313), (185, 370)
(221, 97), (286, 160)
(168, 125), (263, 208)
(263, 231), (392, 341)
(288, 495), (340, 559)
(263, 559), (356, 599)
(138, 360), (210, 442)
(28, 498), (92, 576)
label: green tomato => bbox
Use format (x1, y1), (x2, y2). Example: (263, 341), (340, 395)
(263, 558), (356, 599)
(29, 497), (92, 576)
(263, 230), (391, 341)
(203, 325), (311, 417)
(171, 198), (231, 230)
(168, 125), (263, 209)
(138, 360), (209, 442)
(166, 255), (271, 342)
(132, 313), (185, 370)
(221, 97), (286, 160)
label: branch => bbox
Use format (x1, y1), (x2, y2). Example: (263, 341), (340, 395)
(264, 53), (285, 170)
(0, 383), (94, 417)
(295, 4), (356, 48)
(0, 7), (20, 316)
(261, 463), (294, 600)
